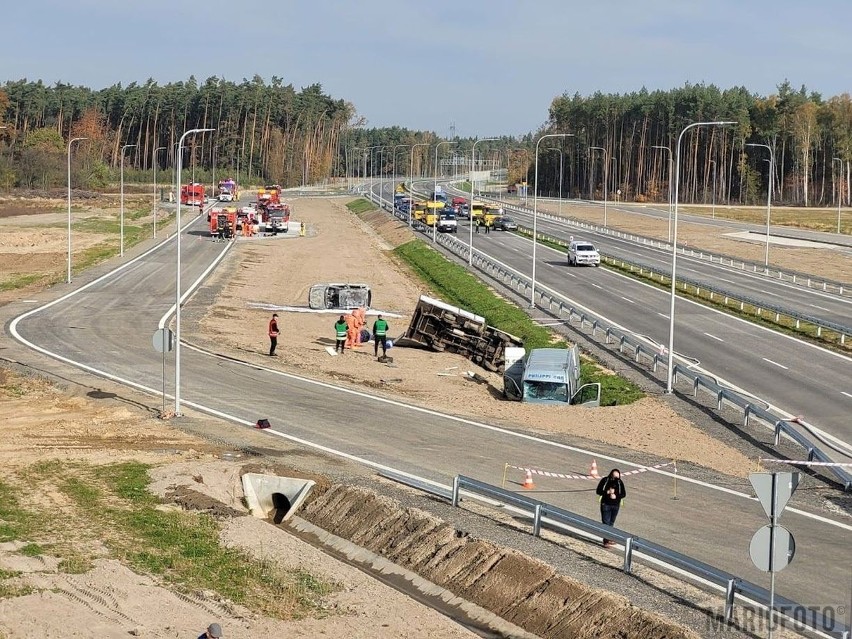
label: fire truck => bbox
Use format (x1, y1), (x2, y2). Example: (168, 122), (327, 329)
(209, 208), (237, 239)
(257, 184), (282, 209)
(217, 178), (237, 202)
(266, 203), (291, 233)
(180, 183), (205, 206)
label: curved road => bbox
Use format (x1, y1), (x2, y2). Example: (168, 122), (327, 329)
(6, 196), (851, 617)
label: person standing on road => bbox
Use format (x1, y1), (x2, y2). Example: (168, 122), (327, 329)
(596, 469), (626, 548)
(484, 218), (491, 234)
(334, 315), (348, 354)
(268, 313), (280, 356)
(474, 217), (480, 233)
(373, 314), (389, 359)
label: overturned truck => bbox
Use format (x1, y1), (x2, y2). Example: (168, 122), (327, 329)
(397, 295), (523, 372)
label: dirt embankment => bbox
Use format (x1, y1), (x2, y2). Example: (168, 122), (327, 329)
(299, 483), (698, 639)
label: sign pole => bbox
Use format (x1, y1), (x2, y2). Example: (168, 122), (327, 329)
(768, 473), (778, 639)
(162, 347), (166, 416)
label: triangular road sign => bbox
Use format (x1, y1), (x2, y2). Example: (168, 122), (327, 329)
(749, 472), (800, 520)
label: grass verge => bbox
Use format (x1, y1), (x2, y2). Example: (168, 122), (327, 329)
(47, 461), (336, 620)
(346, 198), (378, 215)
(393, 240), (643, 405)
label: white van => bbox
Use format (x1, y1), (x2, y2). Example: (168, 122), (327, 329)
(567, 241), (600, 266)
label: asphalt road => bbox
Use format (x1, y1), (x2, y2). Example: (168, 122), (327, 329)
(7, 195), (852, 616)
(450, 188), (852, 330)
(396, 180), (852, 449)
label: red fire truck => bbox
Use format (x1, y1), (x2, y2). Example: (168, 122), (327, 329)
(180, 183), (205, 206)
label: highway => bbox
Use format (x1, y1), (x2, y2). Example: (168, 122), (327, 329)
(6, 194), (852, 618)
(393, 180), (852, 450)
(452, 189), (852, 330)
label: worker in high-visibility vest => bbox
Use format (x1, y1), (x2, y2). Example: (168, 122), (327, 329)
(334, 315), (348, 354)
(373, 314), (389, 359)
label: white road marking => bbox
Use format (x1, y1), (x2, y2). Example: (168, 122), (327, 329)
(590, 283), (603, 289)
(762, 358), (789, 370)
(620, 296), (635, 304)
(703, 332), (725, 342)
(810, 304), (830, 311)
(841, 391), (852, 399)
(657, 312), (670, 319)
(9, 208), (852, 536)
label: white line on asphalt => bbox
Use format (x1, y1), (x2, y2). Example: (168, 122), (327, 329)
(590, 283), (603, 289)
(620, 296), (635, 304)
(762, 358), (789, 370)
(841, 391), (852, 399)
(657, 312), (670, 319)
(10, 210), (852, 535)
(716, 277), (737, 284)
(703, 333), (725, 342)
(810, 304), (831, 311)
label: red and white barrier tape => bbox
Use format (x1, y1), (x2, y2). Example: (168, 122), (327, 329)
(759, 459), (852, 468)
(507, 461), (675, 481)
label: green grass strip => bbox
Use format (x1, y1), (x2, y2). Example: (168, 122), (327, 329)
(393, 240), (643, 405)
(52, 462), (335, 619)
(346, 198), (377, 215)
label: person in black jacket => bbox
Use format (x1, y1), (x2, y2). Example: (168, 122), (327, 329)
(596, 468), (626, 548)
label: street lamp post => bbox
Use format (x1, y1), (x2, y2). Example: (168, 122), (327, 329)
(120, 143), (136, 257)
(468, 138), (497, 265)
(378, 146), (387, 207)
(652, 145), (673, 242)
(152, 146), (166, 238)
(433, 141), (456, 243)
(66, 137), (88, 283)
(174, 128), (215, 417)
(409, 142), (431, 226)
(833, 157), (844, 233)
(746, 143), (775, 268)
(666, 121), (736, 393)
(589, 146), (608, 226)
(365, 145), (382, 201)
(532, 133), (573, 306)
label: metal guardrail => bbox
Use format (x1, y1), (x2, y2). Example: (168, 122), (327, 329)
(472, 192), (852, 298)
(451, 475), (850, 639)
(368, 191), (852, 492)
(514, 225), (851, 345)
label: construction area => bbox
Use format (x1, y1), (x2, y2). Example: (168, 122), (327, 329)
(0, 192), (846, 638)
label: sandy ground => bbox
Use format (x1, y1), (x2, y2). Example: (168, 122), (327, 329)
(0, 373), (478, 639)
(0, 192), (841, 637)
(194, 198), (754, 478)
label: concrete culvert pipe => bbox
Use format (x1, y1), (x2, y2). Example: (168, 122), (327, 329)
(241, 473), (315, 522)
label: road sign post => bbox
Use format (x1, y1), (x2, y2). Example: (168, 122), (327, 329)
(153, 328), (175, 415)
(749, 472), (799, 639)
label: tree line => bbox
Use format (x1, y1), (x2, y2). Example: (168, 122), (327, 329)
(539, 82), (852, 207)
(0, 76), (353, 189)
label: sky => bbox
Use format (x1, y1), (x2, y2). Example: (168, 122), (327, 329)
(2, 0), (850, 138)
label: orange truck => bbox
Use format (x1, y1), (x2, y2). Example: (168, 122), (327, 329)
(257, 184), (282, 210)
(180, 183), (205, 206)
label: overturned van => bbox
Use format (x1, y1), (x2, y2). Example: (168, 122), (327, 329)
(503, 346), (600, 406)
(308, 283), (372, 310)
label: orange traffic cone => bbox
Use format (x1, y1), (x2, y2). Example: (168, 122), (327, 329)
(590, 459), (600, 479)
(521, 469), (535, 490)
